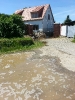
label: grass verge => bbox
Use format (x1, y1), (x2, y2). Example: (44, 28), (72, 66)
(72, 35), (75, 43)
(0, 37), (44, 54)
(72, 39), (75, 43)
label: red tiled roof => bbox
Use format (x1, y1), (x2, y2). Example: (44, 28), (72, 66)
(31, 6), (44, 13)
(15, 9), (24, 14)
(15, 4), (53, 21)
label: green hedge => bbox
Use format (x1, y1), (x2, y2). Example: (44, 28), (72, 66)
(0, 14), (25, 38)
(0, 38), (34, 49)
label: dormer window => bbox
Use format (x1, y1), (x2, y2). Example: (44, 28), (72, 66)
(48, 14), (50, 20)
(31, 13), (38, 18)
(31, 6), (44, 18)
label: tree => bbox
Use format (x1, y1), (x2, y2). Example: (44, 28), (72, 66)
(63, 15), (72, 25)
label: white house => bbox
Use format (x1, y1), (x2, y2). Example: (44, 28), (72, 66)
(15, 4), (54, 33)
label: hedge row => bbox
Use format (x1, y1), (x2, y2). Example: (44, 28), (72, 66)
(0, 37), (34, 49)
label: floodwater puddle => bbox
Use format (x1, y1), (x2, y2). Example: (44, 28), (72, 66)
(0, 52), (75, 100)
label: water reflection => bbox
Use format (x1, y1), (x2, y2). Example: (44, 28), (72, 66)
(0, 52), (75, 100)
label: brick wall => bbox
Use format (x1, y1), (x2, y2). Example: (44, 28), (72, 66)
(53, 24), (60, 37)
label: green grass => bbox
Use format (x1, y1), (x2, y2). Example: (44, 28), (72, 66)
(72, 39), (75, 43)
(72, 35), (75, 43)
(0, 37), (44, 54)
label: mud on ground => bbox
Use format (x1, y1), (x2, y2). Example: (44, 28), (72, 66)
(0, 44), (75, 100)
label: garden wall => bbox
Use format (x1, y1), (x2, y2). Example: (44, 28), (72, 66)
(61, 25), (75, 38)
(67, 26), (75, 37)
(53, 23), (60, 37)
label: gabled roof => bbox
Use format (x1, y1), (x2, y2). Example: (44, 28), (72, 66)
(15, 4), (54, 21)
(31, 6), (44, 13)
(15, 9), (24, 14)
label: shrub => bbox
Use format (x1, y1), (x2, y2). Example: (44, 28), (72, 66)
(0, 13), (25, 38)
(0, 37), (45, 53)
(0, 37), (34, 50)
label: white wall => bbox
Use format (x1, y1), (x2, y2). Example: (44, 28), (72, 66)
(61, 25), (75, 38)
(43, 6), (54, 32)
(61, 26), (67, 36)
(67, 26), (75, 38)
(24, 20), (43, 31)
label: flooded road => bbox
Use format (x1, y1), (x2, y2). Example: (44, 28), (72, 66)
(0, 51), (75, 100)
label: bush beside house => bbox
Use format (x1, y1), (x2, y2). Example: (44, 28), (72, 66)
(0, 13), (25, 38)
(0, 13), (44, 53)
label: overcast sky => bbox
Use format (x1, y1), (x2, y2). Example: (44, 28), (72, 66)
(0, 0), (75, 23)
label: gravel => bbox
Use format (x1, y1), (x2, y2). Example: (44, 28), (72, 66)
(39, 37), (75, 71)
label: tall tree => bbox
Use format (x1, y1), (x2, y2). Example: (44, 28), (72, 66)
(63, 15), (72, 25)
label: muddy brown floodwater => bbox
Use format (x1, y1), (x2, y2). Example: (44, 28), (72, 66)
(0, 51), (75, 100)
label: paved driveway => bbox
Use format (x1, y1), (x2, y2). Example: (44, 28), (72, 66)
(39, 37), (75, 71)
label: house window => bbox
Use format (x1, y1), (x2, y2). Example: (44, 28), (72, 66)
(48, 14), (50, 20)
(33, 25), (39, 30)
(31, 13), (38, 18)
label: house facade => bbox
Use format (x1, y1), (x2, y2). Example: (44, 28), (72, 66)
(15, 4), (54, 33)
